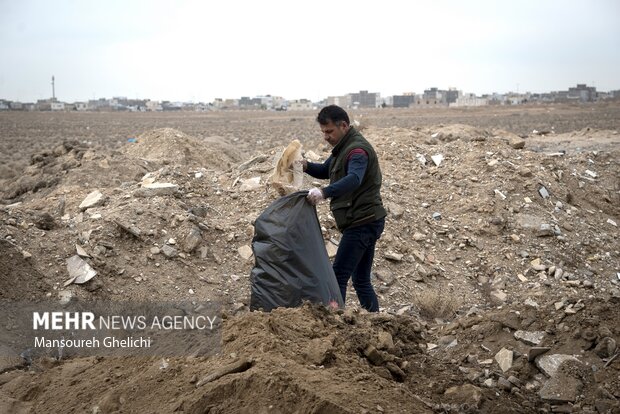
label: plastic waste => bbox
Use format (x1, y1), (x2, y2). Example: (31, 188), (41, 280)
(250, 191), (344, 311)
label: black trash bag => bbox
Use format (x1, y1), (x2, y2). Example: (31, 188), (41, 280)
(250, 191), (344, 312)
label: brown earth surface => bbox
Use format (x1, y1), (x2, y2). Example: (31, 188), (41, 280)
(0, 104), (619, 413)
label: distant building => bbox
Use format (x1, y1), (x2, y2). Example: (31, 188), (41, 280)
(327, 95), (351, 107)
(567, 84), (597, 102)
(9, 101), (23, 110)
(51, 102), (65, 111)
(451, 93), (488, 107)
(145, 100), (162, 111)
(446, 88), (460, 104)
(0, 100), (9, 110)
(239, 96), (261, 109)
(74, 102), (88, 111)
(288, 99), (313, 111)
(419, 87), (446, 105)
(349, 90), (379, 108)
(393, 94), (416, 108)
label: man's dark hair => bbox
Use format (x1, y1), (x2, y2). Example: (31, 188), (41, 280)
(317, 105), (350, 126)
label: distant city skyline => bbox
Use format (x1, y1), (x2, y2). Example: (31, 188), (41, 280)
(1, 0), (619, 102)
(1, 82), (612, 106)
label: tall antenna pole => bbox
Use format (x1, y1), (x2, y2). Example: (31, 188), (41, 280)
(51, 75), (55, 100)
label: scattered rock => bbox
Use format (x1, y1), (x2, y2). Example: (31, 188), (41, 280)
(539, 375), (582, 403)
(134, 183), (179, 197)
(161, 244), (178, 259)
(183, 227), (202, 253)
(495, 348), (513, 372)
(238, 245), (253, 261)
(594, 337), (617, 359)
(443, 384), (483, 408)
(535, 354), (581, 378)
(515, 330), (545, 346)
(384, 251), (403, 262)
(79, 190), (105, 210)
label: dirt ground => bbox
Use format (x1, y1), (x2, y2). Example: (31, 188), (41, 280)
(0, 103), (619, 413)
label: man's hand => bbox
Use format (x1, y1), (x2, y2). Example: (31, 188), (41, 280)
(294, 158), (308, 172)
(307, 188), (324, 205)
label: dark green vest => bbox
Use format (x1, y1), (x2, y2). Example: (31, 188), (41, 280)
(329, 127), (387, 231)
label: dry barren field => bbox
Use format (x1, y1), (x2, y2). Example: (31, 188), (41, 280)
(0, 103), (619, 413)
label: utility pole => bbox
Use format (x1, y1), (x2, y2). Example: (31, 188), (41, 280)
(51, 75), (56, 101)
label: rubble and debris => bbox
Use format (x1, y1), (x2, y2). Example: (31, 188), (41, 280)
(1, 110), (619, 413)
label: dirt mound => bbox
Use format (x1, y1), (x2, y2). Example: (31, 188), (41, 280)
(0, 238), (49, 301)
(0, 305), (494, 413)
(122, 128), (242, 170)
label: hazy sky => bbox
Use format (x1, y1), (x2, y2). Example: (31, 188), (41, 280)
(1, 0), (619, 102)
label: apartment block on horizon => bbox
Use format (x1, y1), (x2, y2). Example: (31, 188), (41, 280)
(287, 99), (313, 111)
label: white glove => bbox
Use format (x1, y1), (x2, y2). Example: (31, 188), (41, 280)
(307, 188), (325, 205)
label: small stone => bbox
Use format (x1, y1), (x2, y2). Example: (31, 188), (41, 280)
(537, 224), (554, 237)
(514, 330), (545, 346)
(238, 245), (253, 261)
(134, 183), (179, 197)
(374, 269), (395, 286)
(431, 154), (444, 166)
(594, 337), (617, 359)
(377, 331), (394, 350)
(432, 212), (442, 220)
(507, 376), (522, 388)
(509, 136), (526, 149)
(535, 354), (581, 378)
(384, 251), (403, 262)
(495, 348), (513, 372)
(183, 227), (202, 253)
(79, 190), (105, 211)
(161, 244), (178, 258)
(150, 247), (160, 255)
(325, 241), (338, 258)
(412, 232), (425, 241)
(491, 290), (508, 303)
(539, 376), (582, 403)
(58, 290), (74, 305)
(438, 335), (457, 348)
(239, 177), (261, 191)
(498, 377), (513, 391)
(412, 250), (425, 263)
(363, 345), (384, 366)
(443, 384), (483, 408)
(386, 201), (404, 219)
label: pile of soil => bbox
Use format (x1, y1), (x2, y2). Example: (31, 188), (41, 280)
(122, 128), (242, 170)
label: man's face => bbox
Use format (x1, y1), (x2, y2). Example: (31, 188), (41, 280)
(320, 121), (349, 147)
